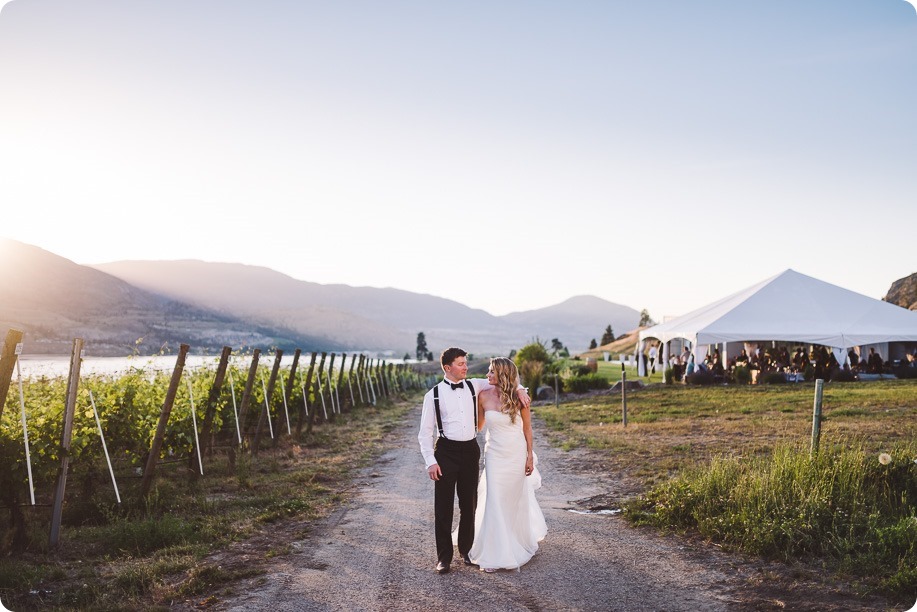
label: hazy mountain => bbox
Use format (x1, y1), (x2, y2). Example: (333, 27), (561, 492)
(0, 239), (327, 355)
(93, 260), (641, 355)
(0, 238), (642, 356)
(502, 295), (641, 349)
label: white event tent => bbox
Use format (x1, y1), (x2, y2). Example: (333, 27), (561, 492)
(638, 269), (917, 377)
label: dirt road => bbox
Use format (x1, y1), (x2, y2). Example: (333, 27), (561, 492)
(202, 408), (753, 612)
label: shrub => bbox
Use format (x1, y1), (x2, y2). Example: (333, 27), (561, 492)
(733, 366), (752, 385)
(664, 367), (675, 384)
(519, 360), (544, 394)
(760, 372), (788, 385)
(562, 374), (609, 394)
(569, 364), (593, 377)
(685, 370), (715, 385)
(830, 368), (857, 382)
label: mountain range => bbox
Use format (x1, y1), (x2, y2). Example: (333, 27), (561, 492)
(0, 238), (641, 357)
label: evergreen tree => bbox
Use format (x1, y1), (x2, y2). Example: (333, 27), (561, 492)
(589, 338), (598, 350)
(550, 338), (564, 355)
(600, 325), (615, 345)
(639, 309), (655, 327)
(416, 332), (430, 361)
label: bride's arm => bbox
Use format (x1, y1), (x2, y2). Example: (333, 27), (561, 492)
(478, 390), (486, 432)
(521, 404), (534, 476)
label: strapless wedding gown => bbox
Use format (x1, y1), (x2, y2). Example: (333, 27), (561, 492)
(468, 410), (547, 570)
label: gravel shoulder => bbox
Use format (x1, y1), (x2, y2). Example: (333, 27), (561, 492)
(191, 407), (903, 612)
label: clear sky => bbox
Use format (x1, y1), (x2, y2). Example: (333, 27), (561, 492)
(1, 1), (915, 320)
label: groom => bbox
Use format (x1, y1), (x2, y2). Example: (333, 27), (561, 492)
(418, 347), (529, 574)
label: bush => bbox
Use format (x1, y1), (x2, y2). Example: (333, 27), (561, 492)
(830, 368), (857, 382)
(568, 364), (593, 377)
(733, 366), (752, 385)
(685, 370), (715, 386)
(562, 374), (609, 394)
(519, 360), (544, 393)
(760, 372), (787, 385)
(664, 367), (675, 384)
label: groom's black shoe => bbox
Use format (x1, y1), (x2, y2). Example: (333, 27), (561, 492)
(461, 553), (478, 567)
(435, 561), (450, 574)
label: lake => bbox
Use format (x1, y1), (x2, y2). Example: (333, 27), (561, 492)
(14, 353), (410, 379)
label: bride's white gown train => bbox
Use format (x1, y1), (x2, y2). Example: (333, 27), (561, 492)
(468, 409), (547, 570)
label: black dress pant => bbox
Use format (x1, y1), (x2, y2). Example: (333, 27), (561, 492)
(433, 437), (480, 564)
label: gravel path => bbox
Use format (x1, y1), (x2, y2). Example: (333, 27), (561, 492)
(206, 407), (748, 612)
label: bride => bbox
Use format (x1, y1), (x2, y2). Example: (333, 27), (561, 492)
(468, 357), (547, 572)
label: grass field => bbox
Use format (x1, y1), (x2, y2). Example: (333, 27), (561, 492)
(534, 376), (917, 598)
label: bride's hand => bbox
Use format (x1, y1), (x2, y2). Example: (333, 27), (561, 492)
(524, 456), (534, 476)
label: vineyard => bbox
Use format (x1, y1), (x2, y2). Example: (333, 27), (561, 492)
(0, 329), (427, 563)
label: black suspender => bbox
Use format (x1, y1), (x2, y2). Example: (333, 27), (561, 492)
(433, 385), (446, 439)
(468, 382), (477, 430)
(432, 380), (477, 440)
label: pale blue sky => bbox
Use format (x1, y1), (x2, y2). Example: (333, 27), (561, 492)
(1, 1), (915, 320)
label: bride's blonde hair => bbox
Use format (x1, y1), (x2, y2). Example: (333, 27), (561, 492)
(491, 357), (523, 423)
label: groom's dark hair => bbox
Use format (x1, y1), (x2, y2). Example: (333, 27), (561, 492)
(440, 347), (467, 367)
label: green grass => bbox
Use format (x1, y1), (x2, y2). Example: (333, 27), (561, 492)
(534, 378), (917, 599)
(625, 440), (917, 596)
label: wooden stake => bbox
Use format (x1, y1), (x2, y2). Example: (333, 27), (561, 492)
(49, 338), (83, 547)
(0, 328), (24, 421)
(199, 346), (232, 458)
(811, 378), (824, 456)
(253, 349), (282, 451)
(238, 350), (262, 445)
(298, 352), (317, 436)
(139, 343), (189, 500)
(621, 363), (628, 428)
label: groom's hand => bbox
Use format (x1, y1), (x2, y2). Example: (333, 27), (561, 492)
(516, 387), (531, 408)
(427, 463), (442, 481)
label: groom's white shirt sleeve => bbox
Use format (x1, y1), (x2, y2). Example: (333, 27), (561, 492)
(418, 387), (439, 469)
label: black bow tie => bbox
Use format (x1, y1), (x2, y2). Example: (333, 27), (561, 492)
(449, 381), (464, 390)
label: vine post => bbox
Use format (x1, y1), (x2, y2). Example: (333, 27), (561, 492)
(139, 343), (189, 500)
(254, 349), (282, 453)
(49, 338), (84, 548)
(810, 378), (824, 456)
(0, 328), (24, 421)
(297, 352), (317, 436)
(238, 349), (262, 447)
(194, 346), (232, 468)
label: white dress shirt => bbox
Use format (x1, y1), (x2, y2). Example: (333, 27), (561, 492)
(418, 377), (488, 468)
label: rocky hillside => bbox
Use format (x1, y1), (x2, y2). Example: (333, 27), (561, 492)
(884, 272), (917, 310)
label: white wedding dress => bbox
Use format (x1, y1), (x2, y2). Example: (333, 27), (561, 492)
(468, 409), (547, 570)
